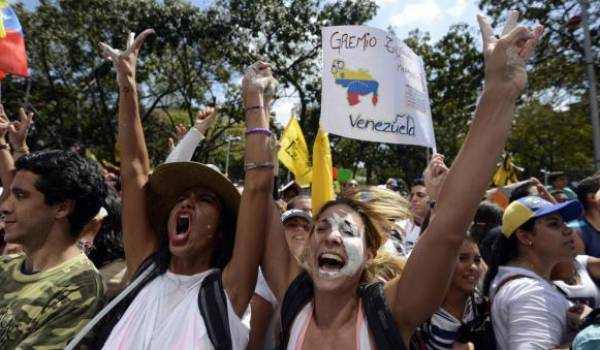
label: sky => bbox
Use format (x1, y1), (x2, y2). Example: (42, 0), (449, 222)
(14, 0), (483, 126)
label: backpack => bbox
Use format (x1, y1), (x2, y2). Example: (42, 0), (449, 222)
(66, 253), (233, 350)
(279, 272), (406, 350)
(454, 274), (530, 350)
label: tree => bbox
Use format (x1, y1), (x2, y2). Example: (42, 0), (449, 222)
(508, 99), (594, 177)
(479, 1), (598, 97)
(214, 0), (378, 135)
(479, 0), (598, 177)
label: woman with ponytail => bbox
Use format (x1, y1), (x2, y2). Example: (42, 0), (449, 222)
(484, 195), (584, 349)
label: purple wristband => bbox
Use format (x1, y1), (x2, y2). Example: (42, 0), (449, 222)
(245, 128), (272, 137)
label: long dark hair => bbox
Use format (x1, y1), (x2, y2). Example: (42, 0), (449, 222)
(482, 218), (535, 296)
(87, 189), (124, 268)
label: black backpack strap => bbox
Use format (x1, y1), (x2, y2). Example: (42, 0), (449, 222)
(361, 282), (406, 350)
(91, 252), (162, 348)
(198, 269), (232, 350)
(279, 271), (314, 349)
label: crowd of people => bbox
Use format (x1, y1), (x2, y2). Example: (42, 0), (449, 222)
(1, 9), (600, 350)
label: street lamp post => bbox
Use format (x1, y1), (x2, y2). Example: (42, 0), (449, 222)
(580, 0), (600, 170)
(225, 136), (241, 178)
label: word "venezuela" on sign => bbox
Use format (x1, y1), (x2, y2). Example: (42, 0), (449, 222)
(348, 114), (416, 136)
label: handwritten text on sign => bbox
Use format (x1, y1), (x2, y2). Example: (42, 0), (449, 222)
(321, 26), (436, 150)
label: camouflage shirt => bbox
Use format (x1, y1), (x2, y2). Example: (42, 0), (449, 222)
(0, 253), (103, 350)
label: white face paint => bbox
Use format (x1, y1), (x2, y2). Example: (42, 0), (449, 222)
(316, 212), (365, 279)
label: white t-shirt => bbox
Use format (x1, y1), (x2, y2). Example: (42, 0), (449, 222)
(490, 266), (570, 350)
(253, 269), (278, 350)
(554, 255), (600, 308)
(397, 218), (421, 254)
(255, 268), (277, 307)
(103, 269), (250, 350)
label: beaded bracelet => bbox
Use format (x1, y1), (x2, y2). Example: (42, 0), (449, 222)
(245, 128), (272, 137)
(244, 161), (275, 171)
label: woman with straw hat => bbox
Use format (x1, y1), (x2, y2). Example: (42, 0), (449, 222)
(70, 30), (277, 349)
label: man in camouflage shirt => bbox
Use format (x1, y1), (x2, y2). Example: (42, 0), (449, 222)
(0, 150), (107, 349)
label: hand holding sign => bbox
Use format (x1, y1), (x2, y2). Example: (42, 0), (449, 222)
(477, 10), (543, 98)
(424, 154), (448, 202)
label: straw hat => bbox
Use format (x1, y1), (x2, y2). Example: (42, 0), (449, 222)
(146, 162), (241, 232)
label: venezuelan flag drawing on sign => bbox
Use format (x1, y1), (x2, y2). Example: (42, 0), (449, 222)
(0, 0), (29, 79)
(331, 59), (378, 107)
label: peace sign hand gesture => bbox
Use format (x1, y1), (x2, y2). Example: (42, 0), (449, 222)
(9, 108), (34, 150)
(99, 29), (154, 83)
(477, 10), (543, 98)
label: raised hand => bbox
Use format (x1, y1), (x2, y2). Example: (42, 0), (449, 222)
(166, 123), (187, 153)
(242, 61), (278, 109)
(175, 123), (187, 141)
(477, 10), (543, 98)
(8, 108), (34, 150)
(99, 29), (154, 83)
(0, 104), (10, 139)
(424, 153), (449, 202)
(194, 107), (219, 135)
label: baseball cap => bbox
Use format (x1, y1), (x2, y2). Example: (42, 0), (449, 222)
(281, 209), (312, 224)
(502, 196), (583, 238)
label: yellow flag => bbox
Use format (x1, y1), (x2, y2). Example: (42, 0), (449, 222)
(312, 128), (335, 214)
(278, 116), (312, 186)
(492, 154), (519, 187)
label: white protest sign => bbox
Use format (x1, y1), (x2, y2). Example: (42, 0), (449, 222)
(320, 26), (436, 150)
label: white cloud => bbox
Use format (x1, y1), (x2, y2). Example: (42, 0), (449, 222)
(374, 0), (397, 5)
(389, 0), (443, 28)
(448, 0), (467, 18)
(272, 96), (299, 127)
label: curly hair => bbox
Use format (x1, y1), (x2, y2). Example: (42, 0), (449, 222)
(87, 188), (124, 268)
(15, 150), (108, 237)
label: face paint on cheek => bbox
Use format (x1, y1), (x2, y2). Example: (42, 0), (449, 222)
(324, 212), (365, 278)
(339, 236), (364, 277)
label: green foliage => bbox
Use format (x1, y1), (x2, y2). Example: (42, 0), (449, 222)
(2, 0), (595, 184)
(479, 0), (598, 177)
(509, 99), (594, 176)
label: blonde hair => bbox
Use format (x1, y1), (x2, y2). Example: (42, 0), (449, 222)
(302, 196), (406, 285)
(343, 186), (410, 234)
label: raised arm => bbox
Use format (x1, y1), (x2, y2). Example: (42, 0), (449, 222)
(100, 29), (156, 275)
(262, 199), (304, 303)
(423, 153), (449, 211)
(222, 62), (276, 316)
(8, 107), (33, 161)
(384, 10), (543, 336)
(165, 108), (218, 163)
(0, 104), (15, 203)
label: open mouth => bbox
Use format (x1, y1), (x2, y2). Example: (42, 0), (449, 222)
(318, 252), (346, 272)
(464, 275), (477, 283)
(176, 215), (190, 235)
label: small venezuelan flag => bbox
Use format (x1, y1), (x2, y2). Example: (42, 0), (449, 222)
(0, 1), (29, 78)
